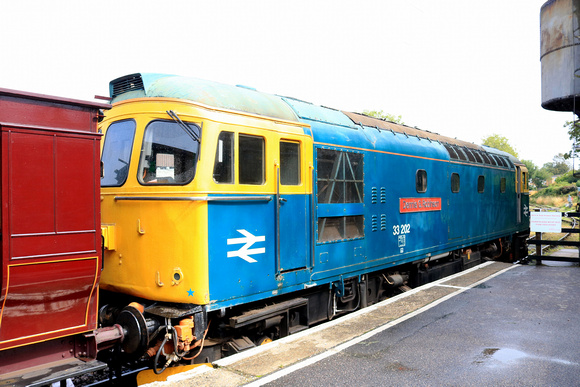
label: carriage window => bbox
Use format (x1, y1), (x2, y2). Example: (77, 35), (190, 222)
(213, 131), (234, 183)
(478, 175), (485, 193)
(101, 119), (136, 187)
(138, 120), (200, 185)
(317, 149), (363, 203)
(239, 134), (265, 184)
(280, 141), (301, 185)
(451, 173), (460, 193)
(500, 177), (506, 193)
(416, 170), (427, 193)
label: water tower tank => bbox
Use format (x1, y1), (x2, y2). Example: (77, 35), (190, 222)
(540, 0), (580, 113)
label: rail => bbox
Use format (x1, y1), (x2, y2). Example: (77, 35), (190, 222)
(527, 211), (580, 265)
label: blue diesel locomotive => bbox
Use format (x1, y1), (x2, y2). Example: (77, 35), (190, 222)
(98, 73), (529, 367)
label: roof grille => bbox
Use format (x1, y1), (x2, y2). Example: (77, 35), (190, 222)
(443, 143), (513, 169)
(111, 73), (144, 97)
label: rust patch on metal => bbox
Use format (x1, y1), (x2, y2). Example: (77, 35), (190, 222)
(342, 111), (483, 150)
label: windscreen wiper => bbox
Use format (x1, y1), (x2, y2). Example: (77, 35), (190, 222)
(166, 110), (200, 143)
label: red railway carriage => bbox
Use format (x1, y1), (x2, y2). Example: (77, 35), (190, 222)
(0, 88), (110, 385)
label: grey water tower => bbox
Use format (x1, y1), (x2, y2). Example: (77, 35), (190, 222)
(541, 0), (580, 113)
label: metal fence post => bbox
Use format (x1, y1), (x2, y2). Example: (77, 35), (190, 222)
(536, 231), (542, 265)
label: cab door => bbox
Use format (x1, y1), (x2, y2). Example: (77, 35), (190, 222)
(277, 140), (310, 273)
(516, 166), (526, 224)
(515, 165), (531, 226)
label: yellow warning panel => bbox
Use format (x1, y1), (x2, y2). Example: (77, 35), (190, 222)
(137, 364), (212, 385)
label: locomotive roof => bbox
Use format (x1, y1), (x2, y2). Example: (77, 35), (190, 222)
(109, 74), (518, 167)
(109, 73), (300, 122)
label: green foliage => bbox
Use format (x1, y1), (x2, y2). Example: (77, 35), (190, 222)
(532, 168), (551, 188)
(481, 134), (519, 158)
(555, 170), (579, 184)
(362, 109), (404, 125)
(521, 159), (537, 176)
(542, 153), (570, 175)
(522, 159), (546, 188)
(564, 120), (580, 152)
(533, 184), (576, 197)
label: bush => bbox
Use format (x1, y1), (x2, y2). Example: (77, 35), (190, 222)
(559, 185), (577, 195)
(532, 184), (576, 197)
(555, 171), (579, 184)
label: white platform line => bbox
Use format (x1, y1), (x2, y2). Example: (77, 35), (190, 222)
(243, 264), (517, 387)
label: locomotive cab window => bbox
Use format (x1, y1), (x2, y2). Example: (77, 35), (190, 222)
(500, 177), (506, 193)
(213, 131), (234, 183)
(416, 169), (427, 193)
(239, 134), (265, 185)
(280, 141), (301, 185)
(101, 119), (137, 187)
(138, 120), (200, 185)
(477, 175), (485, 193)
(451, 173), (460, 193)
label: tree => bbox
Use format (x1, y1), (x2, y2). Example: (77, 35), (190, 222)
(521, 159), (537, 187)
(542, 153), (570, 176)
(362, 110), (404, 125)
(532, 168), (551, 188)
(481, 134), (519, 158)
(521, 159), (537, 177)
(564, 120), (580, 152)
(563, 120), (580, 164)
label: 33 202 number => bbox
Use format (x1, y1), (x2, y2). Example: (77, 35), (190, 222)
(393, 223), (411, 235)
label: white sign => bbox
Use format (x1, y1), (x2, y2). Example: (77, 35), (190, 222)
(227, 229), (265, 263)
(530, 212), (562, 233)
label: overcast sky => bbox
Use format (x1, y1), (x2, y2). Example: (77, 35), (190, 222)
(0, 0), (572, 168)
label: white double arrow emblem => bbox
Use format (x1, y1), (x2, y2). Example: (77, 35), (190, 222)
(227, 229), (266, 263)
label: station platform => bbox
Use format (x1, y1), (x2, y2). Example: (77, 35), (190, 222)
(141, 259), (580, 386)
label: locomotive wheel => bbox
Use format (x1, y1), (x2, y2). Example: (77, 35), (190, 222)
(117, 305), (149, 355)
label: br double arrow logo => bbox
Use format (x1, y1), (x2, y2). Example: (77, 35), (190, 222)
(227, 229), (266, 263)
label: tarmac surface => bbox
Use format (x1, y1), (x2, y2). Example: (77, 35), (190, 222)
(142, 253), (580, 387)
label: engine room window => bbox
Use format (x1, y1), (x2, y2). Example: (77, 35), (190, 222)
(101, 119), (136, 187)
(500, 177), (506, 193)
(138, 120), (200, 185)
(451, 173), (460, 193)
(280, 141), (301, 185)
(213, 131), (234, 183)
(239, 134), (265, 185)
(416, 170), (427, 193)
(317, 215), (364, 243)
(478, 175), (485, 193)
(316, 148), (364, 203)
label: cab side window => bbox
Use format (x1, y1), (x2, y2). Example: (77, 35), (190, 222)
(239, 134), (265, 185)
(213, 132), (234, 183)
(280, 141), (301, 185)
